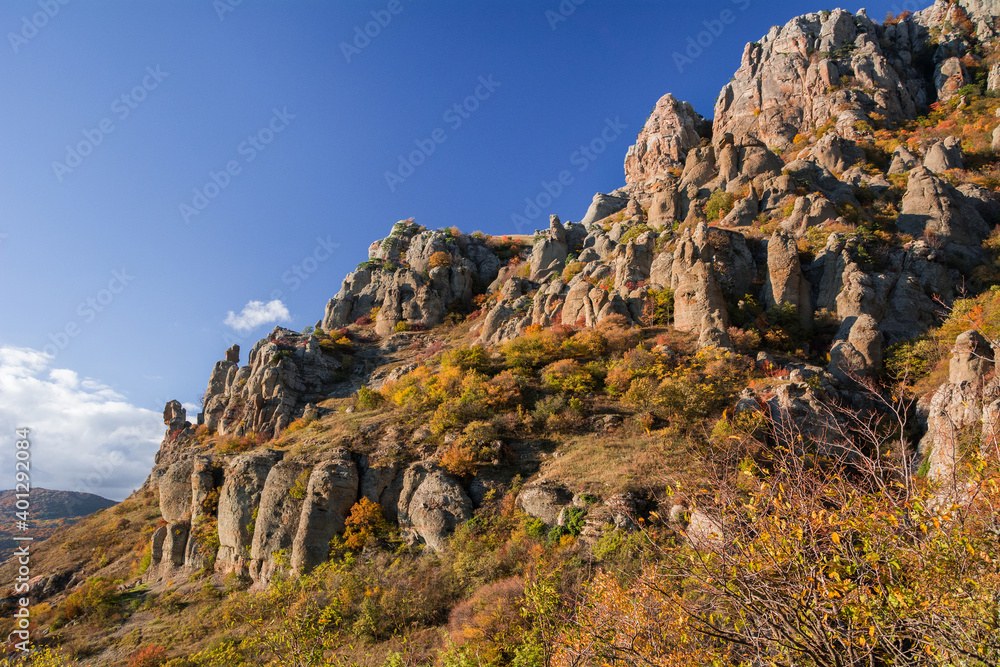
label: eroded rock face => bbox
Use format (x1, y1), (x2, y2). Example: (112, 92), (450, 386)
(202, 328), (345, 439)
(163, 400), (188, 433)
(290, 452), (359, 575)
(896, 166), (990, 268)
(624, 93), (706, 185)
(670, 225), (730, 346)
(158, 460), (194, 524)
(934, 56), (969, 102)
(216, 450), (283, 574)
(920, 330), (994, 486)
(763, 230), (811, 328)
(529, 216), (569, 282)
(924, 137), (963, 173)
(249, 458), (311, 586)
(828, 314), (882, 382)
(397, 463), (472, 552)
(580, 193), (629, 225)
(322, 221), (500, 333)
(801, 133), (865, 173)
(714, 9), (926, 148)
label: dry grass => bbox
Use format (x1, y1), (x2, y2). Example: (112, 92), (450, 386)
(542, 425), (703, 495)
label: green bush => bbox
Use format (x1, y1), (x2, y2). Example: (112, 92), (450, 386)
(618, 224), (652, 245)
(704, 189), (735, 220)
(355, 386), (384, 410)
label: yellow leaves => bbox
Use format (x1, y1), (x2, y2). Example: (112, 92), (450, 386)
(831, 532), (841, 545)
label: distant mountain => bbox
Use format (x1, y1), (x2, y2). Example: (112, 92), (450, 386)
(0, 488), (116, 561)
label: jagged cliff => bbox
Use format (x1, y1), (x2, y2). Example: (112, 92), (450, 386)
(9, 1), (1000, 663)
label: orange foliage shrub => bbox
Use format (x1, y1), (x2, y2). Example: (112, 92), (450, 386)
(342, 498), (390, 550)
(128, 646), (168, 667)
(449, 577), (526, 648)
(429, 251), (452, 269)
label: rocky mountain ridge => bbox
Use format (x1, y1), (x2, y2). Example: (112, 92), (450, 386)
(136, 0), (1000, 592)
(9, 1), (1000, 663)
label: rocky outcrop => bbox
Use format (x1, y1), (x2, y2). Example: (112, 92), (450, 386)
(580, 193), (629, 225)
(828, 314), (882, 382)
(322, 222), (500, 334)
(529, 216), (569, 282)
(807, 233), (953, 345)
(924, 137), (963, 173)
(889, 145), (920, 174)
(782, 193), (839, 237)
(163, 400), (188, 433)
(669, 225), (731, 347)
(714, 9), (927, 148)
(290, 452), (359, 575)
(896, 166), (990, 268)
(801, 133), (865, 173)
(202, 327), (345, 439)
(934, 56), (969, 102)
(249, 458), (311, 586)
(624, 93), (706, 185)
(396, 463), (472, 552)
(920, 330), (994, 485)
(216, 450), (283, 574)
(763, 230), (811, 328)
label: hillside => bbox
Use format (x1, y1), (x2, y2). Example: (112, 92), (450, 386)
(0, 489), (116, 563)
(6, 1), (1000, 665)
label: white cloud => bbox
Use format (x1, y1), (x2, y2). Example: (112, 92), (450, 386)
(0, 346), (163, 501)
(224, 299), (291, 332)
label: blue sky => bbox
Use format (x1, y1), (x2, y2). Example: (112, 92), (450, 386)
(0, 0), (907, 498)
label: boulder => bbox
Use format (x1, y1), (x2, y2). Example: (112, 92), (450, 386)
(580, 193), (629, 225)
(801, 133), (864, 173)
(782, 193), (838, 236)
(397, 463), (472, 552)
(924, 137), (963, 173)
(888, 145), (919, 174)
(828, 314), (882, 382)
(516, 482), (574, 526)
